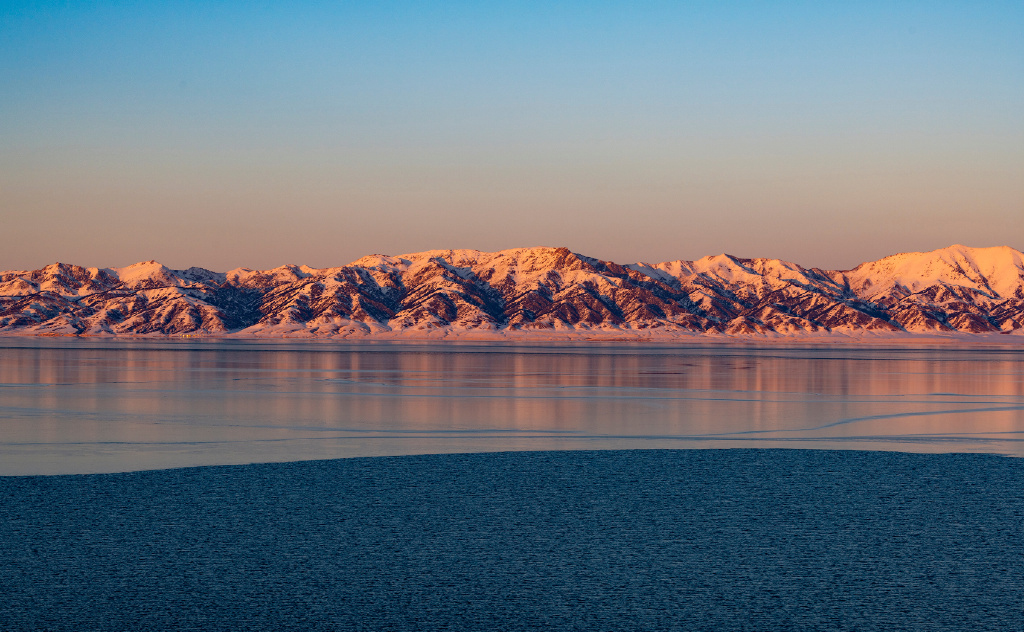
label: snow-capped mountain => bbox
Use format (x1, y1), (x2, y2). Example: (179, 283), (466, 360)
(2, 245), (1022, 338)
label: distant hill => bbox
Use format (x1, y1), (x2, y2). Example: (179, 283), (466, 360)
(2, 245), (1023, 338)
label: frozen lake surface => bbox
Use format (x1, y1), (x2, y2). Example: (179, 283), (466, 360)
(1, 338), (1023, 474)
(3, 340), (1023, 630)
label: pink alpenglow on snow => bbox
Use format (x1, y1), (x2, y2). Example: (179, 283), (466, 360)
(1, 245), (1022, 339)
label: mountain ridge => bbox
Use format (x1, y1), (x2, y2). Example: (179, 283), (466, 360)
(2, 245), (1023, 338)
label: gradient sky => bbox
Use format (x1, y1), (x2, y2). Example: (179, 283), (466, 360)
(2, 1), (1022, 271)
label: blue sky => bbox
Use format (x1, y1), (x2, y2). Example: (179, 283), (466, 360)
(2, 1), (1021, 270)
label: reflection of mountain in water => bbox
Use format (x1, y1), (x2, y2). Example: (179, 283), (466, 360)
(2, 342), (1023, 475)
(2, 244), (1023, 337)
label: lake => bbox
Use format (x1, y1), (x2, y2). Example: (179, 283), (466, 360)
(3, 338), (1024, 630)
(1, 338), (1022, 474)
(3, 449), (1023, 631)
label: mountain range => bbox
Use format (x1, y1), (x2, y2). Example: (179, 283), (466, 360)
(2, 244), (1023, 339)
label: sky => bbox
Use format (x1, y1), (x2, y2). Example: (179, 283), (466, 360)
(2, 1), (1022, 271)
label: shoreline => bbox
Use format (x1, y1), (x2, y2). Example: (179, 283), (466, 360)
(2, 328), (1023, 345)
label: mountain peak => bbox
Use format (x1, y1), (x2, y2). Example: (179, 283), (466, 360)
(846, 244), (1024, 299)
(2, 245), (1022, 337)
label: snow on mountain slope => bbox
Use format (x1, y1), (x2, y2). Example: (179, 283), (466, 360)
(840, 245), (1024, 301)
(226, 264), (313, 288)
(1, 245), (1022, 337)
(0, 263), (120, 297)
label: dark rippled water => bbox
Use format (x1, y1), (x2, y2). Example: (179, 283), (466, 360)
(3, 449), (1023, 631)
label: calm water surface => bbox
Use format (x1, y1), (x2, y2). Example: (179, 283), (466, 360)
(1, 338), (1023, 474)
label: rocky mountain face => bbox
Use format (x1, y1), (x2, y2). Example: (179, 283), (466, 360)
(2, 245), (1023, 337)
